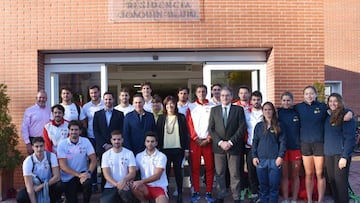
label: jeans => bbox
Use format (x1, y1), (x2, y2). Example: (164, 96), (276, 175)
(256, 159), (282, 203)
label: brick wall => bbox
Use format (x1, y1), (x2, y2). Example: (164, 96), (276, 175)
(1, 0), (324, 187)
(325, 0), (360, 115)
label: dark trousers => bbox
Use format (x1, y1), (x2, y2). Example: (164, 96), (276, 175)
(88, 137), (98, 187)
(162, 148), (184, 195)
(16, 181), (62, 203)
(100, 188), (137, 203)
(61, 177), (92, 203)
(325, 155), (349, 203)
(245, 148), (259, 194)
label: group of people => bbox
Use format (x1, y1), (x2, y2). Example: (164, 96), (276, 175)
(18, 82), (356, 203)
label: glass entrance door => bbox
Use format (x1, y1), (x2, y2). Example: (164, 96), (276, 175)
(45, 64), (107, 106)
(203, 62), (267, 100)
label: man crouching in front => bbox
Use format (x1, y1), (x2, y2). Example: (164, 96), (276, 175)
(131, 131), (169, 203)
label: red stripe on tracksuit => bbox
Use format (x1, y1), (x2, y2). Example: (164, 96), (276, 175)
(186, 100), (214, 193)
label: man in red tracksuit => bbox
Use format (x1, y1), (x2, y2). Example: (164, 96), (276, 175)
(186, 84), (215, 203)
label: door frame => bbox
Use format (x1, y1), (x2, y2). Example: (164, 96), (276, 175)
(44, 50), (267, 106)
(44, 64), (107, 106)
(203, 62), (267, 100)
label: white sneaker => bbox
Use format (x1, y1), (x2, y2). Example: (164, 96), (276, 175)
(281, 200), (290, 203)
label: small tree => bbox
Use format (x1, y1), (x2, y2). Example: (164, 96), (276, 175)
(0, 84), (22, 170)
(313, 82), (326, 103)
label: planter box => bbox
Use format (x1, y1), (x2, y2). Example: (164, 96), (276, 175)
(0, 169), (14, 201)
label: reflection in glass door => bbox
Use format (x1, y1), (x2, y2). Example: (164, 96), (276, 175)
(58, 72), (100, 106)
(45, 64), (106, 106)
(203, 62), (266, 100)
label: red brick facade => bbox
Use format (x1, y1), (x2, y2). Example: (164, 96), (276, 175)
(0, 0), (342, 188)
(325, 0), (360, 114)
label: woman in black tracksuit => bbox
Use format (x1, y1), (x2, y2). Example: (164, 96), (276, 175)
(324, 93), (356, 203)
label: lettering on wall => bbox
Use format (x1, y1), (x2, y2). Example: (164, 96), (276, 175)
(109, 0), (201, 22)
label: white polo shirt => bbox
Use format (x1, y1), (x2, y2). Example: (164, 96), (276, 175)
(101, 147), (136, 188)
(245, 108), (263, 147)
(135, 149), (168, 191)
(114, 104), (134, 116)
(57, 137), (95, 182)
(22, 151), (59, 182)
(61, 103), (86, 121)
(82, 100), (105, 139)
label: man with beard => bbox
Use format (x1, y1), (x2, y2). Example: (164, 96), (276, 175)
(43, 104), (69, 154)
(115, 87), (134, 116)
(100, 131), (137, 202)
(177, 87), (190, 116)
(83, 85), (105, 191)
(132, 131), (168, 203)
(60, 87), (87, 128)
(243, 91), (263, 203)
(57, 120), (97, 203)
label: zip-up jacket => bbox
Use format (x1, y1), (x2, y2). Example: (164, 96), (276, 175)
(186, 99), (214, 141)
(278, 107), (300, 150)
(252, 121), (286, 160)
(295, 101), (327, 143)
(324, 114), (356, 158)
(43, 119), (69, 154)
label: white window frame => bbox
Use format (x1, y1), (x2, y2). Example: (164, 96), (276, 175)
(44, 64), (107, 106)
(203, 62), (267, 100)
(325, 80), (342, 96)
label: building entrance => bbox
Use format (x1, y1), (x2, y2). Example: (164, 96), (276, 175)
(107, 63), (202, 104)
(44, 51), (267, 106)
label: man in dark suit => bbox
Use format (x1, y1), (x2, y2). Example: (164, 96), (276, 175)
(208, 86), (247, 203)
(123, 94), (156, 155)
(93, 92), (124, 190)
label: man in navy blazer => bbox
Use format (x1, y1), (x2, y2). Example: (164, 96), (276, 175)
(123, 94), (156, 155)
(93, 92), (124, 189)
(94, 92), (124, 156)
(208, 87), (247, 203)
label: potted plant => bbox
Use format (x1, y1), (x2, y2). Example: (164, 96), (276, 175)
(0, 84), (23, 200)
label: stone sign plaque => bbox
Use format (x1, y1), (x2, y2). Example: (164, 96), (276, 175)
(109, 0), (200, 22)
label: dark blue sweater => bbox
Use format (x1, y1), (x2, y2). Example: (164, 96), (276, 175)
(324, 115), (356, 158)
(123, 110), (156, 155)
(295, 101), (327, 143)
(278, 108), (300, 150)
(252, 121), (286, 160)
